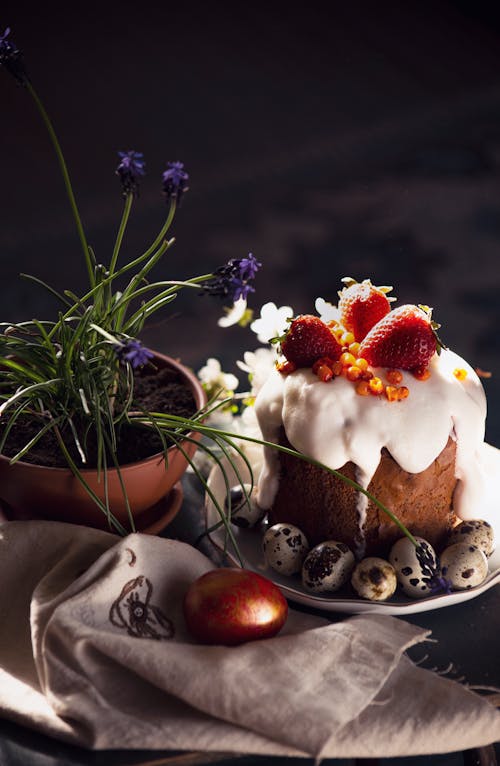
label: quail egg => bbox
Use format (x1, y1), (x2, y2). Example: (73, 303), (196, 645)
(302, 541), (355, 593)
(225, 484), (266, 528)
(440, 542), (489, 590)
(389, 536), (437, 599)
(446, 519), (495, 557)
(263, 523), (310, 575)
(351, 557), (397, 601)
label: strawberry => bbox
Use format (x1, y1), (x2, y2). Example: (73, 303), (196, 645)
(338, 277), (394, 341)
(358, 304), (439, 370)
(280, 315), (342, 368)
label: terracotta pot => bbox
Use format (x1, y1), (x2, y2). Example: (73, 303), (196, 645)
(0, 352), (206, 533)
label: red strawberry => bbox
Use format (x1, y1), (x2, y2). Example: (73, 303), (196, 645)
(281, 315), (342, 368)
(358, 304), (438, 370)
(338, 277), (394, 341)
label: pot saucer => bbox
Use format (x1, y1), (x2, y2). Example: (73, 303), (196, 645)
(135, 482), (184, 534)
(0, 482), (183, 536)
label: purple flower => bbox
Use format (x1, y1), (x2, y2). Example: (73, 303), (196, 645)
(115, 339), (154, 369)
(230, 275), (255, 301)
(202, 254), (262, 303)
(238, 253), (260, 281)
(415, 542), (453, 596)
(428, 573), (453, 596)
(162, 161), (189, 205)
(116, 151), (146, 197)
(0, 28), (28, 85)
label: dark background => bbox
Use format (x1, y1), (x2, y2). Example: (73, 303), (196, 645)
(2, 5), (500, 763)
(2, 0), (500, 442)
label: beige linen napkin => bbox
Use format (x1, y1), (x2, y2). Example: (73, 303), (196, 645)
(0, 520), (498, 758)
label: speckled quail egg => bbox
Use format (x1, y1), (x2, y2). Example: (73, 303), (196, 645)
(302, 541), (355, 593)
(263, 523), (310, 575)
(389, 536), (438, 599)
(446, 519), (495, 557)
(440, 542), (489, 590)
(225, 484), (266, 528)
(351, 557), (398, 601)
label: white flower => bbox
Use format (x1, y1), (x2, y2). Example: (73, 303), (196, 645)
(190, 404), (264, 478)
(225, 404), (264, 474)
(315, 297), (340, 324)
(237, 347), (276, 396)
(250, 302), (294, 344)
(217, 297), (249, 328)
(197, 358), (239, 394)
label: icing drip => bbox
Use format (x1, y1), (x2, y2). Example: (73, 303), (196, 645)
(255, 348), (487, 523)
(354, 466), (369, 559)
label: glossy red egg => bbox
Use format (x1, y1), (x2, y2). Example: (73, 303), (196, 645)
(183, 568), (288, 645)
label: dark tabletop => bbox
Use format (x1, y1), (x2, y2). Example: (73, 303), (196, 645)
(1, 1), (500, 764)
(0, 472), (498, 766)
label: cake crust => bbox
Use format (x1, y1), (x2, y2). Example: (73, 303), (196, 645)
(269, 432), (457, 557)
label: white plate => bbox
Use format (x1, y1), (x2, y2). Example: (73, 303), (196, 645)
(205, 448), (500, 615)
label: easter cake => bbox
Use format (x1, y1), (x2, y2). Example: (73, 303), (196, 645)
(254, 279), (487, 559)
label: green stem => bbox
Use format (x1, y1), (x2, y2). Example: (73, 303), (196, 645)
(131, 413), (420, 548)
(46, 238), (179, 341)
(0, 378), (62, 417)
(118, 275), (214, 332)
(109, 192), (133, 275)
(54, 431), (128, 536)
(143, 198), (177, 260)
(26, 82), (95, 288)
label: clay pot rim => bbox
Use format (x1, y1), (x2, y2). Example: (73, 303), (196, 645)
(0, 350), (207, 475)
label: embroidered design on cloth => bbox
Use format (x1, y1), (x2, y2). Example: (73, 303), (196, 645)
(125, 547), (137, 567)
(109, 575), (175, 640)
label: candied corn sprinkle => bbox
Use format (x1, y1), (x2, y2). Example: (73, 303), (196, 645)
(385, 385), (399, 402)
(369, 377), (384, 395)
(276, 360), (296, 375)
(345, 365), (362, 381)
(412, 366), (431, 381)
(386, 369), (403, 385)
(356, 380), (371, 396)
(341, 331), (355, 346)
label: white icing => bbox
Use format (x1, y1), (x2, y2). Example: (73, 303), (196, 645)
(475, 442), (500, 538)
(254, 348), (487, 528)
(354, 468), (369, 558)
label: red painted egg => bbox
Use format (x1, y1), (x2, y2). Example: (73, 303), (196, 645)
(183, 568), (288, 645)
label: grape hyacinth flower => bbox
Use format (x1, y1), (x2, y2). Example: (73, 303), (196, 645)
(415, 543), (452, 595)
(428, 573), (453, 596)
(203, 254), (262, 304)
(116, 151), (146, 197)
(0, 27), (28, 85)
(162, 161), (189, 205)
(238, 253), (261, 282)
(115, 339), (154, 369)
(230, 253), (262, 301)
